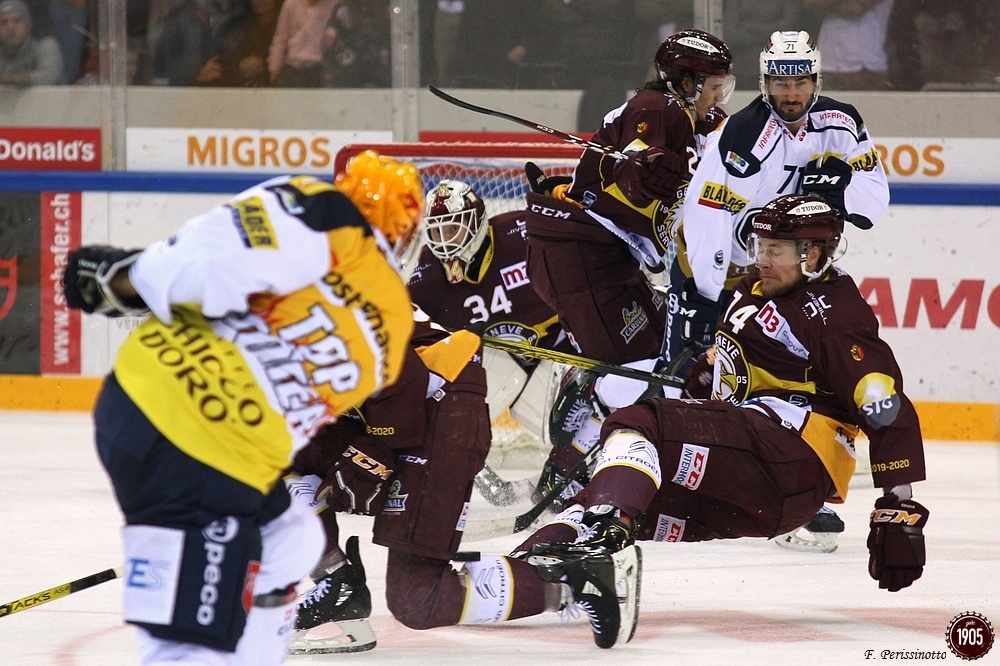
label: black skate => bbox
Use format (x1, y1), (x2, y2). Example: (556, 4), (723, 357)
(775, 505), (845, 554)
(526, 541), (637, 649)
(289, 535), (376, 654)
(575, 504), (638, 553)
(530, 460), (587, 511)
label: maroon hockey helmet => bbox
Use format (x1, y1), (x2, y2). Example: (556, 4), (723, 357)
(423, 180), (488, 283)
(748, 195), (843, 279)
(655, 30), (733, 81)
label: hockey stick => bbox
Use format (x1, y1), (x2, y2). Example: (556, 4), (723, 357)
(462, 436), (604, 542)
(481, 336), (686, 389)
(427, 86), (630, 161)
(0, 566), (123, 618)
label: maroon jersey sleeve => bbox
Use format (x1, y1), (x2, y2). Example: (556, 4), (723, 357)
(360, 345), (428, 450)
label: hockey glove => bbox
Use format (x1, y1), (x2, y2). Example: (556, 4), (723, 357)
(800, 156), (852, 220)
(678, 280), (722, 352)
(316, 434), (396, 516)
(866, 493), (929, 592)
(615, 146), (688, 203)
(525, 161), (573, 196)
(683, 350), (714, 400)
(64, 245), (149, 317)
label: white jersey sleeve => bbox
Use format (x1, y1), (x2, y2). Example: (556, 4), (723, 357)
(842, 131), (890, 227)
(130, 177), (332, 322)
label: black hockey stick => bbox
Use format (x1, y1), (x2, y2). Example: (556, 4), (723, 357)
(427, 86), (630, 161)
(481, 336), (686, 389)
(0, 567), (122, 618)
(462, 436), (604, 542)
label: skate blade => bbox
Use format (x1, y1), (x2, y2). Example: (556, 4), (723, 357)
(288, 618), (377, 654)
(613, 545), (642, 645)
(774, 528), (839, 554)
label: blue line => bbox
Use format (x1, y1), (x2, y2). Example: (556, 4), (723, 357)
(1, 171), (999, 205)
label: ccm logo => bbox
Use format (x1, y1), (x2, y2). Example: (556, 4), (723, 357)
(872, 509), (922, 525)
(343, 446), (394, 479)
(529, 203), (571, 219)
(801, 174), (842, 186)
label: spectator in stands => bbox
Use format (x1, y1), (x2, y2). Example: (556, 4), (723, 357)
(633, 0), (694, 81)
(196, 0), (280, 86)
(268, 0), (337, 87)
(49, 0), (88, 84)
(0, 0), (62, 85)
(724, 0), (801, 89)
(149, 0), (213, 85)
(320, 0), (390, 87)
(804, 0), (894, 90)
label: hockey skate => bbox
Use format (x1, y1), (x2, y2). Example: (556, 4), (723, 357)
(575, 504), (638, 553)
(774, 506), (845, 553)
(289, 536), (376, 654)
(530, 459), (587, 512)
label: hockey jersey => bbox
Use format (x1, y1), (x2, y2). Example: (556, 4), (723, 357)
(712, 270), (925, 501)
(567, 88), (725, 268)
(681, 95), (889, 301)
(407, 211), (570, 352)
(115, 175), (414, 493)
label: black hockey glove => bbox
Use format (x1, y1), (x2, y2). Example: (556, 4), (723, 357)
(525, 161), (573, 196)
(867, 493), (929, 592)
(678, 280), (722, 352)
(64, 245), (149, 317)
(801, 156), (852, 220)
(316, 434), (396, 516)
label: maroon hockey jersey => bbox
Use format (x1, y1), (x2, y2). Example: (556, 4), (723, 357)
(408, 210), (571, 352)
(567, 88), (726, 258)
(712, 270), (925, 500)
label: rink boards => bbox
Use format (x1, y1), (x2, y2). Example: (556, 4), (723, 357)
(0, 173), (997, 441)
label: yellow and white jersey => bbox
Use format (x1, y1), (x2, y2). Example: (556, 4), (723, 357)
(116, 176), (414, 493)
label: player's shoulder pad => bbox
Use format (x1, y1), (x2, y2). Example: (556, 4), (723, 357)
(716, 99), (770, 178)
(267, 176), (370, 233)
(808, 97), (867, 141)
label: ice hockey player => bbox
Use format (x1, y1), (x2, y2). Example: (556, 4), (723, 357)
(522, 29), (734, 366)
(668, 30), (890, 551)
(61, 152), (424, 666)
(286, 313), (641, 652)
(518, 195), (928, 598)
(407, 179), (602, 510)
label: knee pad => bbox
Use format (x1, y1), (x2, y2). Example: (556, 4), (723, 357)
(122, 518), (262, 653)
(457, 555), (516, 625)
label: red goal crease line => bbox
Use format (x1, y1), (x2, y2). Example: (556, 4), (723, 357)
(1, 375), (997, 442)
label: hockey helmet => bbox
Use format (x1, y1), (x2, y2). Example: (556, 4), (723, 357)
(335, 150), (425, 271)
(747, 194), (842, 281)
(654, 30), (734, 103)
(423, 180), (488, 284)
(759, 31), (822, 118)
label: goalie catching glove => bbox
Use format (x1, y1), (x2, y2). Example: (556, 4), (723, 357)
(867, 491), (928, 592)
(63, 245), (149, 317)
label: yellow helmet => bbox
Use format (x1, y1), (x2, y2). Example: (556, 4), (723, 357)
(335, 150), (424, 245)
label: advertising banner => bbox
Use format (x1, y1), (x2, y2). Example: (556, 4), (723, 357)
(0, 128), (101, 171)
(126, 128), (392, 174)
(39, 192), (81, 374)
(0, 192), (40, 374)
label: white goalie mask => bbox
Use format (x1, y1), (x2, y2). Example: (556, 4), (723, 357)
(423, 180), (488, 284)
(759, 30), (822, 122)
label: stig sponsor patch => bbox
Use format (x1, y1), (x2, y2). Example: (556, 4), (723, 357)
(499, 260), (530, 289)
(725, 151), (749, 174)
(230, 196), (278, 249)
(620, 301), (649, 343)
(653, 514), (686, 542)
(698, 182), (748, 214)
(382, 480), (408, 512)
(854, 372), (901, 428)
(672, 443), (709, 490)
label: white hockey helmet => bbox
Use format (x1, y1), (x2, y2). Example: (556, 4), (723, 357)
(423, 180), (488, 283)
(759, 31), (822, 118)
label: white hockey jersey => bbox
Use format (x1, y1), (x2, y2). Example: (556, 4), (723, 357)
(678, 95), (889, 301)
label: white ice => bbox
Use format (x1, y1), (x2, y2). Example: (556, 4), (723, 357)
(1, 411), (998, 665)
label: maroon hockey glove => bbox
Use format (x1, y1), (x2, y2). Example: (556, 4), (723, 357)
(615, 146), (689, 203)
(866, 494), (928, 592)
(316, 436), (396, 516)
(683, 351), (714, 400)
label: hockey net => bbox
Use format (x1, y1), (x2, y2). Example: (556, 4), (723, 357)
(335, 142), (583, 468)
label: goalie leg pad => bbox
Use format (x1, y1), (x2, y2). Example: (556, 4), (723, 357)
(125, 517), (262, 653)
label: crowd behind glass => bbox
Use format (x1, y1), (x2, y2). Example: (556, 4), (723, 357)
(3, 1), (998, 97)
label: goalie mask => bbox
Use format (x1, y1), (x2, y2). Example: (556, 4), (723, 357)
(423, 180), (488, 284)
(747, 195), (843, 281)
(654, 30), (735, 104)
(759, 30), (822, 123)
(335, 150), (425, 278)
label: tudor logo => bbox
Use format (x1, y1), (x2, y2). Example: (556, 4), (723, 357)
(752, 220), (773, 231)
(676, 36), (720, 54)
(789, 201), (832, 215)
